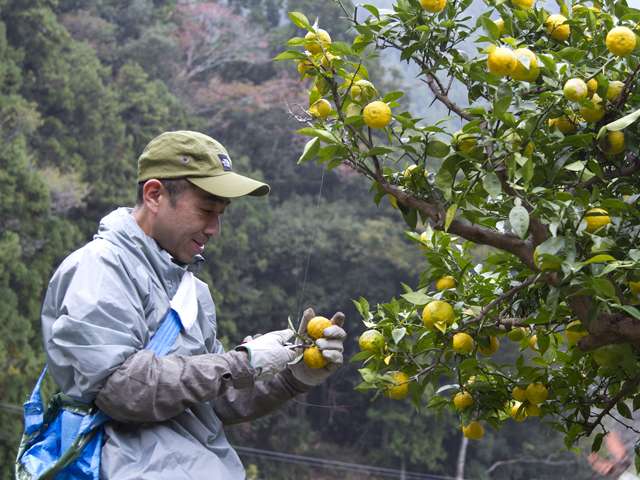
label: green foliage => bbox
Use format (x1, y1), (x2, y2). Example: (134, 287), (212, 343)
(283, 0), (640, 472)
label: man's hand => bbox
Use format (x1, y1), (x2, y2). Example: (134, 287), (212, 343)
(289, 308), (346, 386)
(238, 329), (298, 380)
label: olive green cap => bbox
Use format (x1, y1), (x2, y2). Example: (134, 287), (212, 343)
(137, 131), (270, 198)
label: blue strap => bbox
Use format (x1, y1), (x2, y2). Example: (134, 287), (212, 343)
(146, 309), (183, 357)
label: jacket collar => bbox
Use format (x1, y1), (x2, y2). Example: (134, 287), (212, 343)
(94, 207), (204, 296)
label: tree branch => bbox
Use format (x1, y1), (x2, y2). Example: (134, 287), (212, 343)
(467, 275), (540, 326)
(378, 181), (536, 268)
(585, 375), (640, 436)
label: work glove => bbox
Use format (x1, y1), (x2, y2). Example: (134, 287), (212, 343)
(289, 308), (346, 386)
(237, 329), (299, 380)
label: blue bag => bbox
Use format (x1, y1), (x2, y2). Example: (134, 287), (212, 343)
(15, 308), (183, 480)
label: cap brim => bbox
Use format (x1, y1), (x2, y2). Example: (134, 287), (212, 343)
(187, 172), (270, 198)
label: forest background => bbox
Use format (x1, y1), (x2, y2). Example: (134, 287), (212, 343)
(0, 0), (615, 478)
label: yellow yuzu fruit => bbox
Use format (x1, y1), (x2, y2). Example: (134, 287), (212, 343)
(526, 402), (542, 416)
(510, 401), (527, 422)
(507, 327), (527, 342)
(545, 14), (570, 41)
(587, 78), (598, 96)
(512, 0), (534, 9)
(528, 334), (538, 351)
(462, 421), (485, 440)
(452, 332), (475, 354)
(363, 101), (392, 129)
(385, 371), (410, 400)
(494, 18), (505, 35)
(309, 99), (332, 118)
(563, 78), (588, 101)
(304, 29), (332, 54)
(607, 80), (625, 101)
(303, 346), (328, 369)
(606, 26), (637, 56)
(359, 330), (385, 352)
(585, 208), (611, 233)
(297, 59), (314, 75)
(548, 115), (577, 134)
(580, 94), (604, 123)
(525, 382), (548, 404)
(512, 386), (527, 402)
(602, 130), (625, 155)
(511, 48), (539, 82)
(436, 275), (456, 290)
(420, 0), (447, 12)
(478, 336), (500, 356)
(453, 391), (474, 410)
(487, 47), (517, 76)
(453, 131), (478, 154)
(349, 84), (362, 100)
(307, 316), (332, 339)
(422, 300), (455, 329)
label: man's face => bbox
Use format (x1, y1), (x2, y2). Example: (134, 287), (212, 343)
(153, 183), (229, 264)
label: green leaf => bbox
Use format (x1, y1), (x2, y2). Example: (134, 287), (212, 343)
(581, 254), (616, 265)
(591, 432), (604, 453)
(401, 206), (418, 230)
(479, 15), (500, 40)
(382, 91), (404, 103)
(591, 278), (617, 299)
(600, 106), (640, 133)
(538, 53), (557, 73)
(444, 204), (457, 232)
(618, 401), (633, 419)
(297, 137), (320, 164)
(296, 127), (338, 144)
(401, 291), (431, 305)
(494, 90), (512, 118)
(426, 140), (450, 158)
(273, 50), (308, 61)
(392, 327), (407, 344)
(556, 47), (584, 62)
(366, 146), (396, 156)
(435, 166), (454, 200)
(288, 11), (311, 30)
(482, 172), (502, 198)
(613, 304), (640, 320)
(362, 4), (380, 18)
(509, 205), (529, 239)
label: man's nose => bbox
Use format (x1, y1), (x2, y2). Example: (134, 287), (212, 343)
(204, 215), (221, 236)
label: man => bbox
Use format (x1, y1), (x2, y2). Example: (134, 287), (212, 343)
(40, 131), (346, 479)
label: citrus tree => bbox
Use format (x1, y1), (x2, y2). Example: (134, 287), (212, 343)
(278, 0), (640, 464)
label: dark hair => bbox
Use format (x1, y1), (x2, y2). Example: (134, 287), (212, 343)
(136, 178), (192, 207)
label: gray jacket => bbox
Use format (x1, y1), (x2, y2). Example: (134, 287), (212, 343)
(41, 207), (310, 479)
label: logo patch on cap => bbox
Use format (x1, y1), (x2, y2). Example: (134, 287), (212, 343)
(218, 154), (232, 171)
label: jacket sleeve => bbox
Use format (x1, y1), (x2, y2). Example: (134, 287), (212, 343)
(43, 242), (257, 422)
(210, 340), (312, 425)
(95, 349), (256, 423)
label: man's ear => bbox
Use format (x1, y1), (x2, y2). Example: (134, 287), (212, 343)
(142, 179), (164, 213)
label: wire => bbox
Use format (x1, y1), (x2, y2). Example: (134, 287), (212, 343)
(235, 445), (460, 480)
(295, 165), (326, 321)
